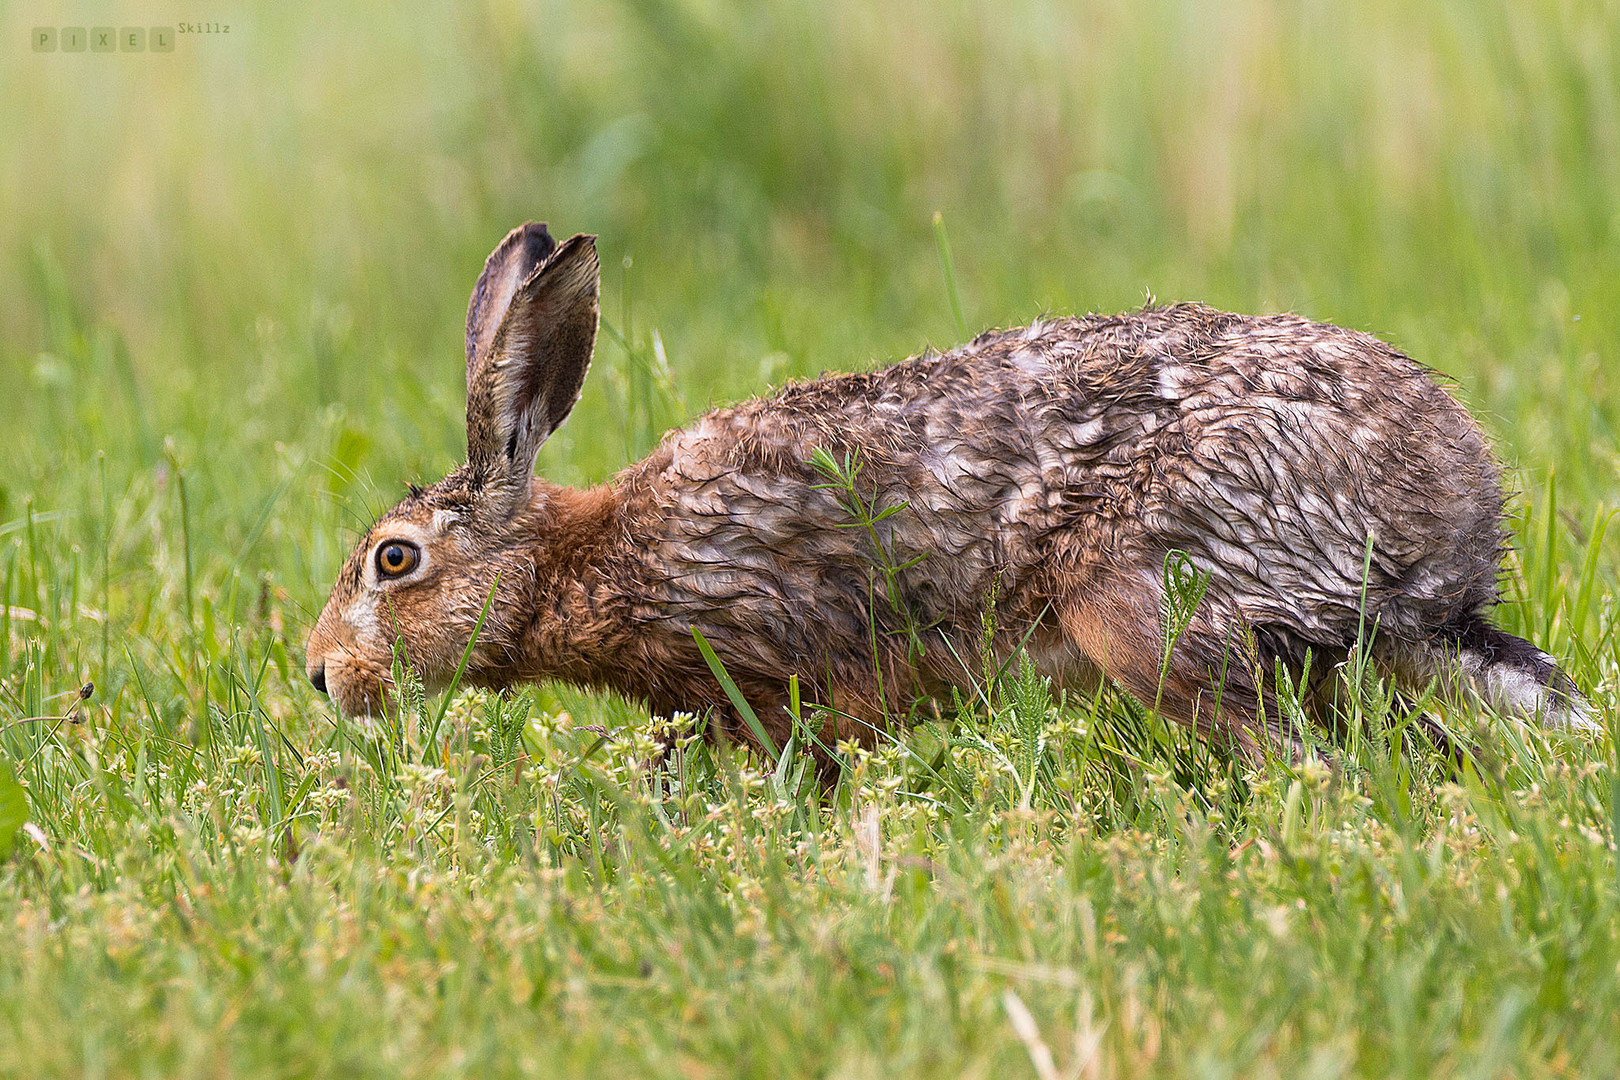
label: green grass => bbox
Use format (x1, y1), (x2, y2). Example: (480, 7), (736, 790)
(2, 0), (1620, 1075)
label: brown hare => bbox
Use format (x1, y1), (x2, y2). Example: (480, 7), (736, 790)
(305, 222), (1591, 760)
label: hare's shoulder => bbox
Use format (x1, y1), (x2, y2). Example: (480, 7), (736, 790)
(634, 343), (1011, 483)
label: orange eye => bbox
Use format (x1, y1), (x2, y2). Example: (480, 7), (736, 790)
(375, 540), (420, 578)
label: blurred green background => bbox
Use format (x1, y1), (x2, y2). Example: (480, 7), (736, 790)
(1, 0), (1617, 673)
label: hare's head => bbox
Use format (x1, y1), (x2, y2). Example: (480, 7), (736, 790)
(305, 223), (600, 716)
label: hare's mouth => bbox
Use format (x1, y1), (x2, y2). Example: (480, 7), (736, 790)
(321, 659), (393, 719)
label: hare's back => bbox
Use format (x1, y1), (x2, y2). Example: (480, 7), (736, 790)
(631, 305), (1503, 654)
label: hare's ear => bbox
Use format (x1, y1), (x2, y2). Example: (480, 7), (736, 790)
(464, 228), (599, 517)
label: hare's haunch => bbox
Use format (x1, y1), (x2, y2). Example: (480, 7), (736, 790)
(306, 222), (1589, 759)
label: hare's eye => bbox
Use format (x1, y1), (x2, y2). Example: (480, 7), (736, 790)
(375, 541), (421, 579)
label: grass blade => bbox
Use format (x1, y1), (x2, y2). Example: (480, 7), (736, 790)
(933, 210), (969, 341)
(692, 627), (779, 758)
(426, 571), (503, 746)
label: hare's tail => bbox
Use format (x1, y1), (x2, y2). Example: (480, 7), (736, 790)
(1398, 616), (1595, 731)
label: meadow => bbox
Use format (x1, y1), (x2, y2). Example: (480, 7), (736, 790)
(2, 0), (1620, 1075)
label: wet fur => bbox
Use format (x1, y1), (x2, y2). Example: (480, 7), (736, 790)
(307, 224), (1591, 761)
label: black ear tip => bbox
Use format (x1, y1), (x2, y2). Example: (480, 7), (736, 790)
(517, 233), (600, 291)
(513, 222), (558, 266)
(555, 232), (600, 270)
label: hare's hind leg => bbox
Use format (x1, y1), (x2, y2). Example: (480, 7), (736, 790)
(1053, 572), (1306, 762)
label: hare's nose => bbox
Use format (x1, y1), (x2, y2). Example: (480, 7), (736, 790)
(308, 661), (328, 695)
